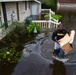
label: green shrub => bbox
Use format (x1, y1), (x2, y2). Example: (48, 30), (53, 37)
(27, 23), (35, 33)
(44, 14), (50, 18)
(52, 14), (62, 21)
(12, 20), (21, 25)
(36, 25), (41, 33)
(0, 25), (27, 49)
(0, 20), (37, 66)
(2, 21), (8, 28)
(0, 21), (35, 51)
(27, 23), (41, 34)
(2, 20), (24, 35)
(0, 47), (21, 66)
(24, 17), (32, 27)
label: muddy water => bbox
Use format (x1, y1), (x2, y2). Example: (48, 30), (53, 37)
(51, 10), (76, 75)
(1, 10), (76, 75)
(57, 10), (76, 32)
(12, 27), (76, 75)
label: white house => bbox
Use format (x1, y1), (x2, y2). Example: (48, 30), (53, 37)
(0, 0), (41, 27)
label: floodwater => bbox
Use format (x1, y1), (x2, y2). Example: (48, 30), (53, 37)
(57, 10), (76, 32)
(11, 30), (76, 75)
(0, 10), (76, 75)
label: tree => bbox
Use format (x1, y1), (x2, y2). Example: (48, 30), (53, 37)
(42, 0), (57, 10)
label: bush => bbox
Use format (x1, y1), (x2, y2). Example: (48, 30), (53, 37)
(42, 0), (57, 10)
(0, 47), (21, 66)
(52, 14), (62, 21)
(0, 22), (35, 51)
(2, 21), (8, 28)
(24, 17), (32, 27)
(27, 23), (41, 34)
(0, 20), (39, 66)
(44, 14), (50, 19)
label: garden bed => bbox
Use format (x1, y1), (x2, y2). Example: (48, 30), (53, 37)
(0, 21), (39, 75)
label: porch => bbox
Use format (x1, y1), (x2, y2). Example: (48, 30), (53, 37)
(31, 9), (61, 29)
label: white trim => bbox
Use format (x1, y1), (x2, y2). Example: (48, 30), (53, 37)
(0, 3), (4, 24)
(32, 20), (60, 29)
(1, 0), (26, 2)
(1, 0), (41, 3)
(34, 0), (41, 4)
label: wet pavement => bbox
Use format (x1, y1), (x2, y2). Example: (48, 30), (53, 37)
(11, 30), (76, 75)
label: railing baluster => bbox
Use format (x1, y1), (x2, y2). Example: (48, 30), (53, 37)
(32, 20), (59, 30)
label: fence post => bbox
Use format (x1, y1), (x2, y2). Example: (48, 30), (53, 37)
(56, 20), (58, 28)
(48, 21), (50, 28)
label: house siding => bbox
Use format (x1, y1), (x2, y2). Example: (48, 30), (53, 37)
(57, 0), (76, 3)
(31, 2), (41, 15)
(1, 0), (41, 23)
(0, 3), (4, 24)
(18, 1), (31, 21)
(39, 3), (41, 14)
(35, 2), (39, 15)
(5, 2), (17, 21)
(0, 2), (1, 27)
(0, 3), (4, 25)
(5, 2), (31, 22)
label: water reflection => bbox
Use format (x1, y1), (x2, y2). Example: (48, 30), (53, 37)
(50, 60), (66, 75)
(0, 64), (16, 75)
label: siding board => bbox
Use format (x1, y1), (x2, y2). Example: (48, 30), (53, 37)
(5, 2), (17, 21)
(58, 0), (76, 3)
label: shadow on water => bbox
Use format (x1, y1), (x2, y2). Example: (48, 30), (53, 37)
(0, 64), (17, 75)
(50, 60), (66, 75)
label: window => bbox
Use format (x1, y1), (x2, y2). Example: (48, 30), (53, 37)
(29, 2), (30, 9)
(25, 2), (27, 10)
(16, 2), (19, 21)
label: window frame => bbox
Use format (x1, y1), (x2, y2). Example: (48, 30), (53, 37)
(25, 1), (27, 10)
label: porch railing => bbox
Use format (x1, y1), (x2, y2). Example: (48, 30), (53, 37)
(32, 9), (61, 30)
(32, 20), (61, 29)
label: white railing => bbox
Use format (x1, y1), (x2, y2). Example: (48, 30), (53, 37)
(32, 20), (61, 29)
(32, 9), (61, 29)
(41, 9), (55, 15)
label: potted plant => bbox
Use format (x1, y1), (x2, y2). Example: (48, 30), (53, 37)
(44, 14), (50, 20)
(51, 14), (62, 21)
(27, 23), (41, 34)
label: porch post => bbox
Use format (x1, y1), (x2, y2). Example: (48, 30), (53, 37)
(0, 3), (4, 26)
(49, 9), (52, 28)
(2, 2), (8, 28)
(48, 21), (50, 28)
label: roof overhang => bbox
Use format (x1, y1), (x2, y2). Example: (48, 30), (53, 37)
(0, 0), (41, 3)
(34, 0), (41, 3)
